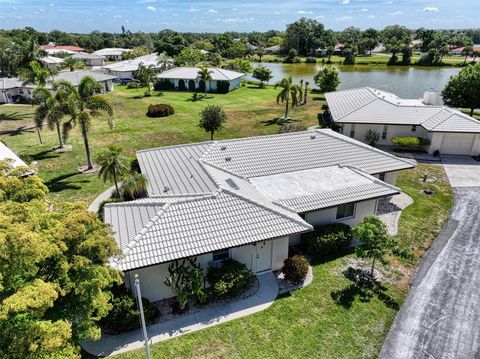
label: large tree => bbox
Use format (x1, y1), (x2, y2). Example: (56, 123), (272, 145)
(252, 65), (273, 87)
(275, 76), (303, 119)
(442, 63), (480, 116)
(199, 105), (227, 140)
(0, 161), (121, 359)
(284, 18), (325, 56)
(135, 62), (156, 94)
(174, 47), (205, 66)
(314, 66), (340, 93)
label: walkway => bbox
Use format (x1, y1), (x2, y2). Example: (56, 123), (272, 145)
(376, 193), (413, 236)
(88, 184), (116, 212)
(82, 271), (278, 357)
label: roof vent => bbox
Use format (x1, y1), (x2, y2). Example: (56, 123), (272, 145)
(163, 186), (169, 193)
(225, 156), (231, 162)
(310, 134), (316, 139)
(220, 145), (227, 151)
(225, 178), (240, 190)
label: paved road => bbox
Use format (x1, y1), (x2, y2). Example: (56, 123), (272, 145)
(380, 183), (480, 358)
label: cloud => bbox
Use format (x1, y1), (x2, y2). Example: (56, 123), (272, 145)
(188, 6), (199, 12)
(207, 9), (217, 13)
(113, 14), (122, 18)
(232, 7), (238, 11)
(388, 11), (403, 15)
(341, 0), (350, 4)
(49, 3), (54, 6)
(424, 6), (439, 12)
(368, 14), (376, 18)
(383, 1), (393, 3)
(361, 8), (369, 11)
(136, 0), (156, 3)
(274, 11), (280, 15)
(336, 15), (352, 20)
(14, 15), (22, 19)
(316, 15), (325, 19)
(147, 5), (156, 12)
(219, 17), (254, 23)
(297, 10), (313, 14)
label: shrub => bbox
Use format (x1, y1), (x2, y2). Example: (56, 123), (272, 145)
(216, 80), (230, 94)
(100, 284), (157, 334)
(207, 259), (255, 298)
(154, 79), (175, 91)
(301, 223), (353, 256)
(126, 82), (139, 89)
(391, 136), (430, 147)
(305, 57), (317, 64)
(277, 123), (307, 134)
(365, 129), (380, 146)
(282, 255), (309, 283)
(146, 104), (174, 117)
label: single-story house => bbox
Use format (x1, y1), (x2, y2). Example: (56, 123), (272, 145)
(104, 129), (415, 302)
(451, 45), (480, 56)
(38, 56), (64, 71)
(265, 45), (280, 54)
(325, 87), (480, 155)
(101, 53), (173, 78)
(0, 70), (116, 104)
(71, 52), (105, 66)
(40, 44), (84, 53)
(156, 67), (244, 93)
(93, 48), (131, 61)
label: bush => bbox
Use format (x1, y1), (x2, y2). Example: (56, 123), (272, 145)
(391, 136), (430, 147)
(216, 80), (230, 94)
(365, 129), (380, 146)
(146, 103), (174, 117)
(100, 285), (157, 334)
(305, 57), (317, 64)
(126, 82), (139, 89)
(301, 223), (353, 256)
(277, 123), (307, 134)
(154, 79), (175, 91)
(207, 259), (255, 298)
(282, 255), (309, 283)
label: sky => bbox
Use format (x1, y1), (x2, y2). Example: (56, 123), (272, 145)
(0, 0), (478, 33)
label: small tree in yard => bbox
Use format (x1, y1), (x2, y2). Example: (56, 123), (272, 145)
(96, 145), (129, 197)
(314, 66), (340, 93)
(365, 129), (380, 147)
(252, 65), (273, 87)
(275, 76), (303, 119)
(199, 105), (227, 140)
(352, 216), (397, 278)
(442, 62), (480, 117)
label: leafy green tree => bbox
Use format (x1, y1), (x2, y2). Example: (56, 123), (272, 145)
(208, 52), (223, 67)
(174, 47), (205, 66)
(352, 216), (396, 277)
(314, 66), (340, 93)
(96, 145), (129, 197)
(62, 76), (114, 170)
(18, 60), (52, 87)
(415, 28), (435, 52)
(284, 18), (325, 56)
(224, 41), (249, 58)
(442, 62), (480, 116)
(252, 65), (273, 87)
(196, 67), (213, 97)
(275, 76), (303, 119)
(0, 161), (121, 358)
(199, 105), (227, 140)
(228, 58), (253, 73)
(342, 45), (357, 65)
(256, 47), (265, 62)
(135, 62), (156, 94)
(61, 57), (84, 71)
(462, 44), (474, 65)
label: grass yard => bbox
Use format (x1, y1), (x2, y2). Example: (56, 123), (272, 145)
(114, 163), (452, 359)
(0, 84), (321, 203)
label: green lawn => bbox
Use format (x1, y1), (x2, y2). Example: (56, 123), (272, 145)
(0, 85), (320, 204)
(113, 163), (452, 359)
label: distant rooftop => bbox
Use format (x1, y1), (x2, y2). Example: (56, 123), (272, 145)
(157, 67), (244, 81)
(93, 48), (131, 57)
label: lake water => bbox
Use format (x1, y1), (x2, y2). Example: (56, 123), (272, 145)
(248, 62), (460, 102)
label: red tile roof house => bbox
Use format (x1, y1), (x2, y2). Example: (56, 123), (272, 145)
(40, 44), (84, 52)
(451, 45), (480, 56)
(104, 129), (415, 302)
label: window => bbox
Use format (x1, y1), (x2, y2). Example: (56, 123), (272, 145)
(349, 124), (355, 138)
(378, 172), (386, 181)
(412, 125), (417, 132)
(212, 249), (230, 263)
(19, 89), (24, 94)
(382, 124), (388, 139)
(336, 203), (355, 220)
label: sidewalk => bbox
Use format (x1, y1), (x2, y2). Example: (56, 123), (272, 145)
(88, 184), (116, 212)
(82, 271), (278, 357)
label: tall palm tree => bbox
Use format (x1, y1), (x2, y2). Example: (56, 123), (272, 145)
(462, 45), (474, 65)
(121, 172), (148, 200)
(157, 52), (173, 72)
(275, 76), (303, 119)
(63, 76), (114, 171)
(304, 81), (309, 104)
(61, 57), (84, 72)
(136, 62), (156, 94)
(18, 60), (51, 87)
(196, 67), (213, 97)
(96, 145), (129, 197)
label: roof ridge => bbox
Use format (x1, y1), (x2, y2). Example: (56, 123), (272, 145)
(345, 165), (401, 192)
(136, 140), (214, 154)
(317, 129), (416, 168)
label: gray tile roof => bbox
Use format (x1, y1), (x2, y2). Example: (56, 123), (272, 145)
(106, 189), (312, 271)
(0, 141), (29, 168)
(325, 87), (480, 133)
(71, 52), (105, 60)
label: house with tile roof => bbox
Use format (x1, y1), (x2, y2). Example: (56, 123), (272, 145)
(325, 87), (480, 155)
(157, 67), (244, 93)
(104, 129), (415, 302)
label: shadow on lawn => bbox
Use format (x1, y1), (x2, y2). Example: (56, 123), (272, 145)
(31, 150), (61, 161)
(0, 125), (36, 136)
(261, 117), (301, 126)
(331, 267), (399, 310)
(46, 172), (90, 192)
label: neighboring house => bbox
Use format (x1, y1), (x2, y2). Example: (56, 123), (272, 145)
(71, 52), (105, 66)
(93, 48), (131, 61)
(104, 129), (415, 302)
(40, 44), (84, 55)
(157, 67), (244, 93)
(265, 45), (280, 54)
(325, 87), (480, 155)
(101, 53), (172, 78)
(38, 56), (64, 70)
(0, 70), (116, 104)
(451, 45), (480, 56)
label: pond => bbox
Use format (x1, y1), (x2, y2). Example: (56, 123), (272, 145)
(247, 62), (460, 102)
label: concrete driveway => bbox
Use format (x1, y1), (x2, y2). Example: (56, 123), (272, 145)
(441, 155), (480, 187)
(380, 156), (480, 359)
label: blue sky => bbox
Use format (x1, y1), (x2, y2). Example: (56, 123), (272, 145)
(0, 0), (477, 33)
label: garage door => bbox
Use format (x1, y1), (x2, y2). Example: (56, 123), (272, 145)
(440, 134), (475, 155)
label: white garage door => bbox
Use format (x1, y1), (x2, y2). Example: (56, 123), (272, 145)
(440, 134), (475, 155)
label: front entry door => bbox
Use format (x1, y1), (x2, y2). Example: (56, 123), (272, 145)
(255, 240), (272, 272)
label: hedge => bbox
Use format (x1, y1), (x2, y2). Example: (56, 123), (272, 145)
(207, 259), (255, 298)
(154, 79), (175, 91)
(216, 80), (230, 94)
(391, 136), (430, 147)
(301, 223), (353, 256)
(146, 104), (174, 118)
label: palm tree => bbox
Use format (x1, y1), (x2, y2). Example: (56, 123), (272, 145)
(136, 62), (156, 94)
(462, 45), (474, 65)
(96, 145), (129, 197)
(196, 67), (213, 97)
(63, 76), (114, 171)
(18, 60), (52, 87)
(121, 172), (148, 200)
(275, 76), (303, 119)
(157, 52), (172, 72)
(304, 81), (309, 104)
(62, 57), (84, 72)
